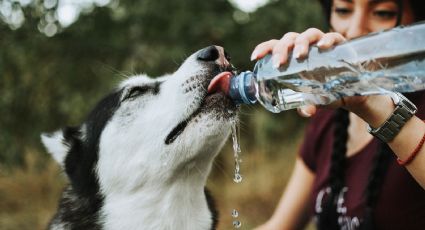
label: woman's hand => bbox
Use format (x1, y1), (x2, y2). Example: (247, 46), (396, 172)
(250, 28), (398, 124)
(250, 28), (367, 117)
(251, 28), (345, 66)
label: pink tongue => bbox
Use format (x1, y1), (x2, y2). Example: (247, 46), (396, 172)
(207, 71), (232, 94)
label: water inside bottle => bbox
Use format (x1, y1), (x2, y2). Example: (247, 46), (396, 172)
(256, 51), (425, 112)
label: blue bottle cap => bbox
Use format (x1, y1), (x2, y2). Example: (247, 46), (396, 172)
(229, 71), (257, 105)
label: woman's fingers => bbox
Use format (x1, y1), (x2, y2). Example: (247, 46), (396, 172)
(293, 28), (324, 59)
(297, 105), (317, 117)
(250, 32), (299, 64)
(317, 32), (346, 49)
(251, 29), (345, 69)
(251, 39), (278, 61)
(272, 32), (299, 68)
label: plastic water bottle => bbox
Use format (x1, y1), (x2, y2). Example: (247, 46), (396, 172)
(228, 21), (425, 113)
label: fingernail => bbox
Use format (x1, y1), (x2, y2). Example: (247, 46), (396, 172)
(250, 50), (258, 61)
(272, 54), (281, 69)
(293, 47), (301, 59)
(317, 40), (325, 47)
(300, 106), (312, 117)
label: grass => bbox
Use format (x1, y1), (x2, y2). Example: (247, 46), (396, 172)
(0, 133), (308, 230)
(208, 135), (301, 230)
(0, 153), (65, 230)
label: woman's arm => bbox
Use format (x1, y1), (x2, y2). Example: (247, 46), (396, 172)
(390, 116), (425, 189)
(252, 28), (425, 189)
(255, 157), (315, 230)
(351, 95), (425, 189)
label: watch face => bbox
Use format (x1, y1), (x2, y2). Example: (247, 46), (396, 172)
(402, 95), (418, 113)
(392, 93), (417, 113)
(389, 92), (401, 104)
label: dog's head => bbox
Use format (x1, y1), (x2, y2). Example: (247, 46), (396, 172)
(42, 46), (237, 196)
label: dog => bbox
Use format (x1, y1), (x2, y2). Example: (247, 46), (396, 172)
(41, 46), (237, 230)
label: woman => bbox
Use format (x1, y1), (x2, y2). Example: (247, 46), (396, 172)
(254, 0), (425, 229)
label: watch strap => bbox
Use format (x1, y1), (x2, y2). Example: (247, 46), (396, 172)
(367, 93), (417, 143)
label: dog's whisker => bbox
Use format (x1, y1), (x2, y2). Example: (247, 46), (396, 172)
(212, 160), (232, 179)
(194, 165), (205, 178)
(172, 58), (181, 67)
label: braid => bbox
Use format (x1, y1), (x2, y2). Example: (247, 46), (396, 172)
(361, 143), (392, 230)
(318, 108), (350, 230)
(317, 108), (392, 230)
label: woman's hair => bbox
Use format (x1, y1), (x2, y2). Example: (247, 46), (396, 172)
(317, 108), (349, 230)
(317, 109), (393, 230)
(315, 1), (423, 228)
(410, 0), (425, 21)
(319, 0), (425, 24)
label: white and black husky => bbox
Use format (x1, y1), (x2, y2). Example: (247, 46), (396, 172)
(41, 46), (237, 230)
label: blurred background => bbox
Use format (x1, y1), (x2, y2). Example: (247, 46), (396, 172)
(0, 0), (324, 229)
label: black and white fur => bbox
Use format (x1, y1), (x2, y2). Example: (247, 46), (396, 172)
(41, 46), (237, 230)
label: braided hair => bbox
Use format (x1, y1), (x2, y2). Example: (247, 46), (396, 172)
(360, 144), (392, 230)
(314, 1), (424, 228)
(317, 108), (349, 230)
(312, 0), (423, 228)
(317, 109), (393, 230)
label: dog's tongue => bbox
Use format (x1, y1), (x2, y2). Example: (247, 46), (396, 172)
(207, 71), (232, 94)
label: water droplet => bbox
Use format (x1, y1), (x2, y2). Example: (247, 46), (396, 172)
(233, 173), (243, 183)
(233, 220), (242, 228)
(231, 209), (239, 218)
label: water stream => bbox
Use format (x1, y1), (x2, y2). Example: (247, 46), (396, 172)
(231, 119), (242, 183)
(231, 119), (242, 228)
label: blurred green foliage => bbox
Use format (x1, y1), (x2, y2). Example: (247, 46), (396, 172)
(0, 0), (324, 166)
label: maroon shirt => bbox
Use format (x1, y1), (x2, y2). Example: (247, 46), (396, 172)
(299, 92), (425, 230)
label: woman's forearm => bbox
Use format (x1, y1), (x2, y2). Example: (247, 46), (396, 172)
(350, 94), (425, 189)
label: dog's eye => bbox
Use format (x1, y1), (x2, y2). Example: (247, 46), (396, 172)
(123, 86), (150, 101)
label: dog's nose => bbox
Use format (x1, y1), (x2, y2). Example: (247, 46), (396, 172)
(197, 46), (231, 68)
(197, 46), (220, 61)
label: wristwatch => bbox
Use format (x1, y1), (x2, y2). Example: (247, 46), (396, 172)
(367, 92), (417, 143)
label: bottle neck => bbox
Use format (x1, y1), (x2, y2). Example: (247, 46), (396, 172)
(229, 71), (257, 105)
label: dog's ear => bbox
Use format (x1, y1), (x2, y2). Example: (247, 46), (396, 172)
(41, 126), (82, 167)
(41, 130), (68, 167)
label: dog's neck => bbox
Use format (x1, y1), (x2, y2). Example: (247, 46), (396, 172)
(95, 136), (222, 229)
(100, 179), (214, 230)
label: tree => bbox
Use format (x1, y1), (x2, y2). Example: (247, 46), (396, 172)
(0, 0), (323, 166)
